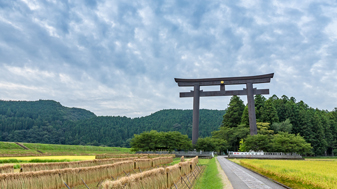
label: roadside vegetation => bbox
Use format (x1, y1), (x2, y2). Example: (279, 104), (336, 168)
(194, 158), (223, 189)
(232, 159), (337, 189)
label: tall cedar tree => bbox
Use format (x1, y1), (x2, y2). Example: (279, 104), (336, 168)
(221, 96), (245, 128)
(260, 98), (279, 124)
(254, 95), (266, 121)
(241, 105), (249, 126)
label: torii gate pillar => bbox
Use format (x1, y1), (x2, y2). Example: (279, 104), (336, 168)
(175, 73), (274, 145)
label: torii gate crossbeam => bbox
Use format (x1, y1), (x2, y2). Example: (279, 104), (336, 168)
(175, 73), (274, 145)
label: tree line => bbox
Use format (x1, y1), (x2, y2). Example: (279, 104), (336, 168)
(212, 95), (337, 155)
(1, 96), (337, 156)
(0, 100), (224, 147)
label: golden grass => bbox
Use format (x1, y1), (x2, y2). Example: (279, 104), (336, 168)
(237, 159), (337, 189)
(96, 154), (175, 159)
(100, 156), (198, 189)
(20, 158), (137, 172)
(95, 154), (141, 159)
(180, 156), (184, 162)
(134, 159), (152, 170)
(166, 164), (181, 187)
(0, 165), (13, 173)
(152, 157), (173, 167)
(0, 160), (135, 189)
(101, 168), (167, 189)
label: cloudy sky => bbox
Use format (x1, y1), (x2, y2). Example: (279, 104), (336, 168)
(0, 0), (336, 117)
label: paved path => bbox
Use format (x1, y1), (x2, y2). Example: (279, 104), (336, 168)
(217, 156), (285, 189)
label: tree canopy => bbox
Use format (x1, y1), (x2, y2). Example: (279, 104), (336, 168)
(130, 130), (192, 152)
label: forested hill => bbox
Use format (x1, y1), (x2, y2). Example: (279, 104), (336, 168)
(0, 100), (225, 147)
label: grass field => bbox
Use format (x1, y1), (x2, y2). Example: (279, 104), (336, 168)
(0, 142), (40, 156)
(0, 141), (132, 156)
(194, 158), (223, 189)
(232, 159), (337, 189)
(23, 142), (131, 155)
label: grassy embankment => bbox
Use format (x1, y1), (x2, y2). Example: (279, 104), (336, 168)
(0, 141), (131, 156)
(23, 142), (131, 155)
(0, 142), (40, 156)
(231, 159), (337, 189)
(194, 158), (223, 189)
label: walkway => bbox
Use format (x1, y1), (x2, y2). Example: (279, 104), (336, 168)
(216, 156), (286, 189)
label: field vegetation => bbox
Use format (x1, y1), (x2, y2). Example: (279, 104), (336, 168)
(0, 142), (40, 156)
(0, 155), (175, 189)
(100, 156), (199, 189)
(0, 141), (131, 156)
(233, 159), (337, 189)
(23, 142), (131, 155)
(194, 158), (223, 189)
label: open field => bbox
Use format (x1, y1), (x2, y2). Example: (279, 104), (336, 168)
(0, 141), (132, 156)
(231, 159), (337, 189)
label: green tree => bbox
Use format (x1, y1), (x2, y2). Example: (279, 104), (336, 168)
(257, 122), (274, 135)
(255, 94), (266, 121)
(271, 119), (293, 133)
(260, 98), (279, 124)
(130, 130), (159, 151)
(195, 137), (228, 152)
(158, 131), (192, 151)
(241, 134), (272, 152)
(241, 105), (249, 126)
(222, 96), (245, 128)
(130, 130), (192, 152)
(271, 132), (313, 154)
(212, 124), (249, 151)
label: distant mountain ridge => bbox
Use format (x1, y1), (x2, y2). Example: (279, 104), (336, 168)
(0, 100), (225, 147)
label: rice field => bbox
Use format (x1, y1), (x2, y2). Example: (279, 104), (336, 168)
(233, 159), (337, 189)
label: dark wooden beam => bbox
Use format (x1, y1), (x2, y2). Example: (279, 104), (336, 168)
(175, 73), (274, 87)
(192, 85), (200, 145)
(180, 89), (269, 98)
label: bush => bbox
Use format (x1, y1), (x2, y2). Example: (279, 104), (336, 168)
(240, 132), (312, 154)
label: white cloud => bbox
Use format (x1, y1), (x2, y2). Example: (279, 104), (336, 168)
(0, 0), (337, 117)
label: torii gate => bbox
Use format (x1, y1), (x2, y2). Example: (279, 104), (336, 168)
(175, 73), (274, 144)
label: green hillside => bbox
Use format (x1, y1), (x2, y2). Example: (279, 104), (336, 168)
(0, 100), (225, 147)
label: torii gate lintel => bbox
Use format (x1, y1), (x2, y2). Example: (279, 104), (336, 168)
(175, 73), (274, 145)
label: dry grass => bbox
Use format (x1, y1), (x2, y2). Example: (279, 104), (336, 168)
(0, 165), (13, 173)
(20, 158), (137, 172)
(101, 168), (167, 189)
(100, 156), (198, 189)
(152, 157), (173, 167)
(95, 154), (142, 159)
(0, 161), (134, 189)
(134, 159), (152, 170)
(96, 154), (175, 159)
